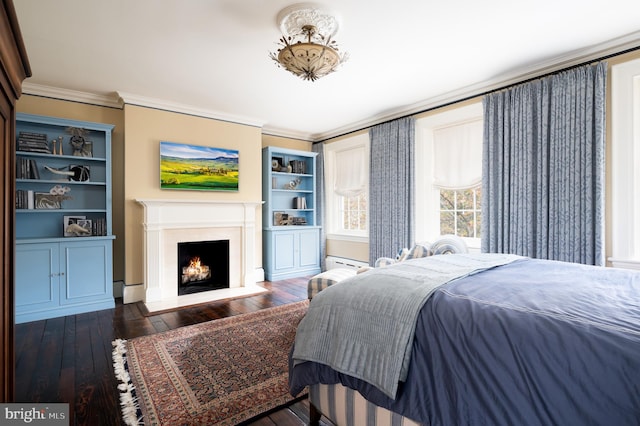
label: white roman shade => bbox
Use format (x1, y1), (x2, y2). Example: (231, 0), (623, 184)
(433, 119), (483, 189)
(334, 146), (367, 196)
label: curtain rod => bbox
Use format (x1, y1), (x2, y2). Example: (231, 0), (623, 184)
(315, 44), (640, 144)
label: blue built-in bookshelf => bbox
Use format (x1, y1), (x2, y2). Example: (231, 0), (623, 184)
(14, 113), (115, 323)
(262, 146), (320, 280)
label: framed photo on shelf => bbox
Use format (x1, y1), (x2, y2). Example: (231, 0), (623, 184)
(272, 156), (283, 171)
(76, 219), (93, 236)
(273, 212), (290, 226)
(63, 215), (86, 237)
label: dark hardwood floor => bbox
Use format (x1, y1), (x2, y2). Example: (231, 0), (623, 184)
(15, 277), (332, 426)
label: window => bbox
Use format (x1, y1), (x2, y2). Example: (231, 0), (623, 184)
(610, 57), (640, 269)
(324, 133), (370, 240)
(415, 102), (483, 249)
(440, 186), (481, 238)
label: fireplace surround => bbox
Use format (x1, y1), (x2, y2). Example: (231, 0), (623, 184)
(137, 199), (266, 312)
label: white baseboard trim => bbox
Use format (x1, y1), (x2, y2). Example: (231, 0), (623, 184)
(123, 283), (145, 304)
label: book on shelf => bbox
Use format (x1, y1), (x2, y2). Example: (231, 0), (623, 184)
(92, 217), (107, 236)
(294, 196), (307, 209)
(16, 158), (41, 179)
(15, 190), (34, 209)
(288, 159), (307, 174)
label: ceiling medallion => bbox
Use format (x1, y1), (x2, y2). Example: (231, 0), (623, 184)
(269, 3), (348, 81)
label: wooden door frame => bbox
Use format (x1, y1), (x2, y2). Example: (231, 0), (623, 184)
(0, 0), (31, 402)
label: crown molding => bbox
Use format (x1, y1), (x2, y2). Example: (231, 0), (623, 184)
(116, 91), (266, 128)
(260, 126), (316, 141)
(21, 82), (122, 108)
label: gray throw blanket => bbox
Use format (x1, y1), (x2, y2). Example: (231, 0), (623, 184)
(292, 253), (521, 398)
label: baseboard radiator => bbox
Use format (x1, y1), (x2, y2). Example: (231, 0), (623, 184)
(325, 256), (369, 271)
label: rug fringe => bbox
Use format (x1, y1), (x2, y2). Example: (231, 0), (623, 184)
(112, 338), (144, 426)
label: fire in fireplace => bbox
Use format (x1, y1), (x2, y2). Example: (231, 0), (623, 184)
(177, 239), (230, 296)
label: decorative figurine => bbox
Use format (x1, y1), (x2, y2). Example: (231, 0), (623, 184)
(67, 127), (92, 157)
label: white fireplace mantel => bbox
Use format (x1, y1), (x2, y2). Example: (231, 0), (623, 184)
(137, 199), (266, 312)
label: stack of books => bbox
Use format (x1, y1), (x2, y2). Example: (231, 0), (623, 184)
(17, 131), (50, 153)
(291, 216), (307, 225)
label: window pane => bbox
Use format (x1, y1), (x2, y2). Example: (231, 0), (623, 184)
(457, 212), (474, 237)
(457, 189), (474, 210)
(440, 211), (455, 234)
(440, 190), (455, 210)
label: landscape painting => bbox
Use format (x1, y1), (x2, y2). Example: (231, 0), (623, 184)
(160, 141), (239, 191)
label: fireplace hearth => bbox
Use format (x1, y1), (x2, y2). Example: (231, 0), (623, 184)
(178, 240), (230, 296)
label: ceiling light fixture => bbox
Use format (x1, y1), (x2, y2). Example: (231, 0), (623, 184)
(269, 4), (348, 81)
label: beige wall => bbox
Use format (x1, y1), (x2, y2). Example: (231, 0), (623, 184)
(122, 105), (264, 285)
(16, 95), (126, 282)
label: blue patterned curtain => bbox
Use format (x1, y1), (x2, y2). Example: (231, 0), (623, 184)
(312, 142), (327, 270)
(369, 117), (415, 264)
(482, 62), (606, 265)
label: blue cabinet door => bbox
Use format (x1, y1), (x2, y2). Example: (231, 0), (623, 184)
(15, 243), (59, 314)
(273, 231), (296, 271)
(299, 229), (319, 268)
(60, 239), (113, 305)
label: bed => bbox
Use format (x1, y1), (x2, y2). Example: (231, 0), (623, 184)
(288, 253), (640, 425)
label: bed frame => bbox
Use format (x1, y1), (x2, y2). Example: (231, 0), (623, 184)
(309, 383), (420, 426)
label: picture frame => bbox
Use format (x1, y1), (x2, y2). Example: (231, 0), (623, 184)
(76, 219), (93, 236)
(35, 193), (61, 209)
(273, 212), (289, 226)
(63, 215), (86, 237)
(160, 141), (239, 191)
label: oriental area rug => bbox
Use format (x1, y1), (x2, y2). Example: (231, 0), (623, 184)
(112, 300), (309, 426)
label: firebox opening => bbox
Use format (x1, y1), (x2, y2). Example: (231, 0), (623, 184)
(177, 239), (230, 296)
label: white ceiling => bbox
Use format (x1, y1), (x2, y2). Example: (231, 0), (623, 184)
(12, 0), (640, 141)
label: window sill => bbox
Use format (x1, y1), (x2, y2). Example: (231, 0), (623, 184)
(326, 233), (368, 243)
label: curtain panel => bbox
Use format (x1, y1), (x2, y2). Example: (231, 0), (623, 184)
(482, 62), (606, 265)
(313, 142), (327, 271)
(369, 117), (415, 264)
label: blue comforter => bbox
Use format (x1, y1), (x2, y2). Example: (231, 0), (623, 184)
(289, 256), (640, 425)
